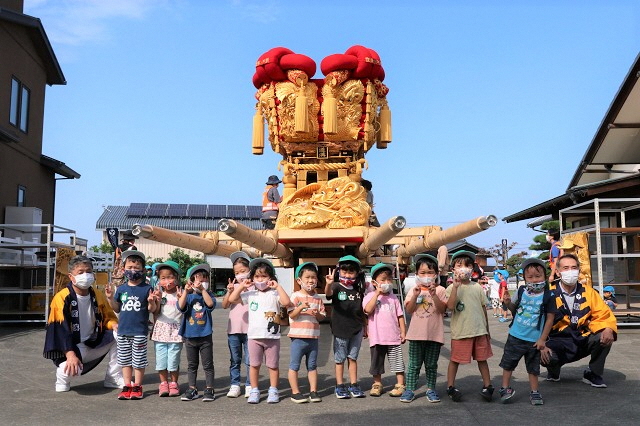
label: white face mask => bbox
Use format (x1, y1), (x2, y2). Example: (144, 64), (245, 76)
(379, 283), (393, 293)
(73, 272), (95, 289)
(194, 281), (209, 293)
(302, 283), (316, 292)
(560, 269), (579, 285)
(254, 280), (269, 291)
(456, 267), (472, 281)
(415, 275), (435, 286)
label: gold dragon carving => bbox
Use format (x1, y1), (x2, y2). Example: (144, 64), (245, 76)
(276, 177), (371, 229)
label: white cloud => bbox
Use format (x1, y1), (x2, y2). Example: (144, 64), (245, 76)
(24, 0), (162, 46)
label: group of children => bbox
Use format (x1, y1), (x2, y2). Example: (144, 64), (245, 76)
(103, 248), (558, 406)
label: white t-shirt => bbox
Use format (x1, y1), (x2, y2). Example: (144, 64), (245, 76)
(489, 279), (500, 299)
(240, 288), (281, 339)
(76, 294), (96, 343)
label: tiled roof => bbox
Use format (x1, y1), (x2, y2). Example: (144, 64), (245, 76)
(96, 204), (263, 232)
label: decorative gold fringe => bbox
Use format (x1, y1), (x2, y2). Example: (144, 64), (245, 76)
(252, 107), (264, 155)
(379, 104), (392, 142)
(295, 87), (309, 133)
(322, 94), (338, 134)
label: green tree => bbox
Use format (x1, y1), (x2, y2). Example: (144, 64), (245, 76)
(167, 248), (205, 282)
(88, 241), (114, 254)
(505, 252), (527, 276)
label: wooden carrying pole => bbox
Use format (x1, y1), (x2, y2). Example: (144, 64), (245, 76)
(218, 219), (293, 261)
(396, 215), (497, 258)
(357, 215), (406, 258)
(132, 224), (239, 257)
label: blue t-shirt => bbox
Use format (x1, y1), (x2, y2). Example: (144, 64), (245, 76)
(510, 291), (546, 342)
(179, 292), (216, 338)
(114, 282), (152, 336)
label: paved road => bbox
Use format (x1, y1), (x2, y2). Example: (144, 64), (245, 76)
(2, 305), (639, 426)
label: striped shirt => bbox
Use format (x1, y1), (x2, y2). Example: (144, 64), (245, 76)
(287, 291), (326, 339)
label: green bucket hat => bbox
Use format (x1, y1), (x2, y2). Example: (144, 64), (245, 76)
(295, 262), (318, 279)
(338, 255), (361, 266)
(155, 260), (182, 277)
(370, 263), (393, 280)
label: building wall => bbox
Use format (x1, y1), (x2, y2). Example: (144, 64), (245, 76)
(0, 16), (54, 225)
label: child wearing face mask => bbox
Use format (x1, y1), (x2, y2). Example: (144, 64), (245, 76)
(324, 255), (367, 399)
(445, 250), (494, 403)
(105, 250), (158, 400)
(229, 258), (291, 404)
(150, 261), (183, 397)
(287, 262), (326, 403)
(221, 251), (252, 398)
(499, 258), (556, 406)
(400, 254), (448, 403)
(178, 263), (216, 402)
(362, 263), (406, 398)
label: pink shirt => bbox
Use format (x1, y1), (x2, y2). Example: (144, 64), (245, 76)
(287, 291), (326, 339)
(405, 286), (447, 344)
(362, 292), (403, 347)
(227, 283), (249, 334)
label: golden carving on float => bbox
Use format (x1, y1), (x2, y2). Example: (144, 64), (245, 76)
(276, 177), (371, 229)
(558, 231), (592, 287)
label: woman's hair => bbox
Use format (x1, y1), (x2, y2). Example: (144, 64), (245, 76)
(250, 261), (277, 281)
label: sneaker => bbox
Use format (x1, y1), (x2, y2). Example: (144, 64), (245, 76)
(348, 383), (365, 398)
(425, 389), (441, 403)
(480, 385), (494, 402)
(399, 390), (415, 403)
(389, 384), (405, 397)
(308, 391), (322, 403)
(369, 383), (383, 397)
(202, 388), (215, 402)
(447, 386), (462, 402)
(181, 387), (199, 401)
(227, 384), (242, 398)
(335, 384), (351, 399)
(499, 386), (515, 403)
(104, 378), (125, 389)
(267, 387), (280, 403)
(158, 382), (169, 397)
(499, 317), (510, 323)
(129, 384), (143, 400)
(545, 366), (561, 382)
(117, 385), (131, 400)
(583, 369), (607, 388)
(169, 382), (180, 397)
(245, 386), (252, 398)
(530, 390), (544, 405)
(247, 388), (260, 404)
(290, 393), (308, 404)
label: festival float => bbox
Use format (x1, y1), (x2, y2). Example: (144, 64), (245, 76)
(132, 45), (496, 277)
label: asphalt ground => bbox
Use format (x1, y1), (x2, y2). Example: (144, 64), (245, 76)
(2, 303), (639, 426)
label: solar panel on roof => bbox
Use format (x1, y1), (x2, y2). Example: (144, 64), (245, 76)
(167, 204), (188, 217)
(188, 204), (207, 218)
(207, 205), (227, 218)
(246, 205), (262, 218)
(147, 203), (168, 217)
(126, 203), (148, 217)
(228, 205), (248, 219)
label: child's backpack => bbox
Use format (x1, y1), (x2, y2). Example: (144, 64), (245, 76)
(508, 286), (553, 330)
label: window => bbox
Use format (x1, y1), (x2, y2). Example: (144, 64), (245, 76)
(9, 77), (30, 133)
(17, 185), (26, 207)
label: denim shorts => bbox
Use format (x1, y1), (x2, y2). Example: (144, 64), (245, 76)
(289, 338), (319, 372)
(154, 341), (183, 372)
(499, 334), (541, 375)
(333, 330), (363, 364)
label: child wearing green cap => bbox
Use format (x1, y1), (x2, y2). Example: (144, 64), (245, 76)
(445, 251), (494, 403)
(362, 263), (406, 398)
(150, 261), (183, 397)
(324, 255), (367, 399)
(287, 262), (326, 403)
(400, 254), (448, 403)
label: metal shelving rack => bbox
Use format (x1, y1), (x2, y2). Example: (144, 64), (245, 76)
(0, 224), (76, 323)
(559, 198), (640, 326)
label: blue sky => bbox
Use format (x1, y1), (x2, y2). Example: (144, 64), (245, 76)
(25, 0), (640, 257)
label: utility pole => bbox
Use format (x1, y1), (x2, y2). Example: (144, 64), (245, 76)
(501, 238), (508, 269)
